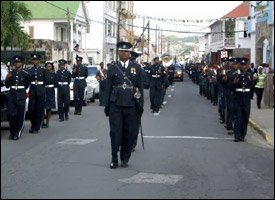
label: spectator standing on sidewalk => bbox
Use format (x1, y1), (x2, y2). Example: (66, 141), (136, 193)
(253, 66), (267, 109)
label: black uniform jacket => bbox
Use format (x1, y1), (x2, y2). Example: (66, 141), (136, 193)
(105, 61), (144, 108)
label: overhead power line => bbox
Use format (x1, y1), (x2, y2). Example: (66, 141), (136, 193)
(43, 1), (249, 35)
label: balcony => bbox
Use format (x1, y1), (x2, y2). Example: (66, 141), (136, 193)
(224, 37), (235, 47)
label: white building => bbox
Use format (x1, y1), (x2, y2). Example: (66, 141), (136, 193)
(21, 1), (89, 65)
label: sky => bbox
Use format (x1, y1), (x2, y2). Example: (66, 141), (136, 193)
(133, 1), (243, 38)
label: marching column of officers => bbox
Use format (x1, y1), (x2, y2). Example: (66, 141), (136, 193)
(4, 42), (175, 169)
(189, 57), (253, 142)
(4, 53), (88, 140)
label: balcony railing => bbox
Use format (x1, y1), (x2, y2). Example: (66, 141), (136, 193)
(224, 37), (235, 47)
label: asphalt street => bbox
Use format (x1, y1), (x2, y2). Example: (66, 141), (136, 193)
(1, 77), (274, 199)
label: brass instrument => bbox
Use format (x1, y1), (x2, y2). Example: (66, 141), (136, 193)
(161, 54), (173, 68)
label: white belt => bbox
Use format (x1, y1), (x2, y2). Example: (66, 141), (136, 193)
(31, 81), (44, 85)
(152, 75), (161, 78)
(45, 84), (54, 88)
(75, 77), (85, 79)
(58, 82), (68, 85)
(235, 88), (250, 92)
(11, 86), (25, 89)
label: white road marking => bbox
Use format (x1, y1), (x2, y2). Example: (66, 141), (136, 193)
(57, 138), (97, 145)
(144, 136), (232, 140)
(118, 172), (183, 185)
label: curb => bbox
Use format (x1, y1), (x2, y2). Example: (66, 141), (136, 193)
(249, 118), (273, 146)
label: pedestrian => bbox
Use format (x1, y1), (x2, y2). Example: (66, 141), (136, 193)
(96, 62), (107, 106)
(42, 61), (56, 128)
(5, 55), (30, 140)
(104, 41), (144, 168)
(56, 59), (71, 121)
(233, 58), (253, 142)
(253, 66), (266, 109)
(28, 53), (46, 134)
(149, 57), (165, 115)
(247, 63), (257, 99)
(72, 55), (88, 115)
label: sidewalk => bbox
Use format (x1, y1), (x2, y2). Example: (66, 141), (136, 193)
(249, 98), (274, 147)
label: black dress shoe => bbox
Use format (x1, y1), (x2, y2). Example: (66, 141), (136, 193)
(77, 112), (81, 115)
(234, 138), (241, 142)
(13, 136), (19, 140)
(121, 162), (128, 168)
(33, 130), (39, 134)
(9, 135), (14, 140)
(42, 124), (49, 128)
(74, 111), (78, 115)
(65, 115), (69, 120)
(59, 119), (64, 122)
(132, 148), (135, 152)
(110, 162), (118, 169)
(29, 129), (34, 133)
(228, 131), (234, 135)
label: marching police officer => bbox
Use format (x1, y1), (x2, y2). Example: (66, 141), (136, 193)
(150, 57), (165, 115)
(142, 62), (151, 89)
(167, 63), (175, 86)
(104, 41), (144, 168)
(28, 53), (46, 134)
(5, 56), (30, 140)
(56, 59), (71, 121)
(224, 58), (238, 133)
(233, 58), (253, 142)
(42, 61), (56, 128)
(96, 62), (107, 106)
(72, 55), (88, 115)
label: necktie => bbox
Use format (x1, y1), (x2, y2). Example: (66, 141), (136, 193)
(123, 63), (126, 68)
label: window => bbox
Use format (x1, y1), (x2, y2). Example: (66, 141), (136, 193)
(243, 21), (250, 38)
(61, 28), (64, 42)
(29, 26), (34, 39)
(107, 21), (112, 36)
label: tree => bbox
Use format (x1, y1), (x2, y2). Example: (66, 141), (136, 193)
(1, 1), (32, 50)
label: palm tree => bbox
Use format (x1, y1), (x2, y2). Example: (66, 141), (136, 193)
(1, 1), (32, 50)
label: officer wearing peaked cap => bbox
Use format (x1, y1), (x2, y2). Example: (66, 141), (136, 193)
(42, 61), (56, 128)
(233, 57), (252, 142)
(5, 55), (30, 140)
(72, 55), (88, 115)
(104, 41), (144, 168)
(28, 53), (46, 134)
(56, 59), (71, 121)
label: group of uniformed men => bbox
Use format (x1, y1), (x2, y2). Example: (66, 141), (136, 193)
(189, 57), (253, 142)
(5, 41), (177, 169)
(5, 53), (88, 140)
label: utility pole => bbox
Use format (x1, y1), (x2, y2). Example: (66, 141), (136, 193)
(116, 1), (122, 61)
(147, 20), (150, 62)
(67, 8), (71, 61)
(155, 24), (157, 57)
(141, 16), (145, 56)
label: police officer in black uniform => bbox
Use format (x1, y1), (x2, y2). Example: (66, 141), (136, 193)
(130, 51), (142, 152)
(167, 63), (175, 86)
(233, 58), (253, 142)
(28, 53), (46, 134)
(42, 61), (56, 128)
(150, 57), (165, 114)
(72, 55), (88, 115)
(142, 62), (151, 89)
(104, 41), (144, 168)
(224, 58), (238, 133)
(5, 56), (30, 140)
(56, 59), (71, 121)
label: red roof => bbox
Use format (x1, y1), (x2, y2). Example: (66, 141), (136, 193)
(221, 3), (249, 18)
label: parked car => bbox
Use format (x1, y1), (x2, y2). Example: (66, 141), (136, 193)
(174, 64), (184, 82)
(1, 63), (9, 122)
(86, 65), (100, 98)
(69, 77), (95, 106)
